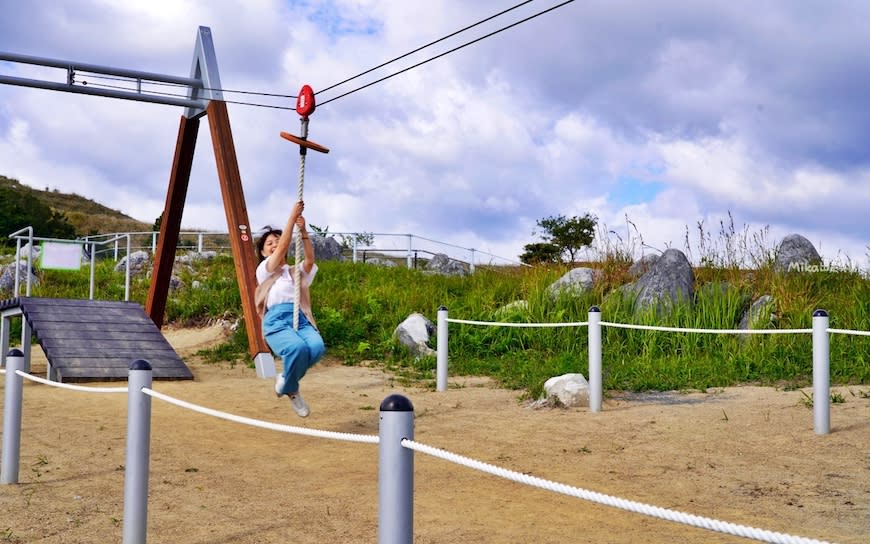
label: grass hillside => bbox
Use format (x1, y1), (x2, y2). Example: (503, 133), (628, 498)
(1, 174), (867, 396)
(4, 253), (867, 397)
(1, 175), (152, 236)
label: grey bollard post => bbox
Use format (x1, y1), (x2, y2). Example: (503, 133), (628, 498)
(1, 348), (25, 484)
(436, 306), (448, 392)
(123, 360), (153, 544)
(588, 306), (602, 413)
(812, 310), (830, 435)
(379, 394), (414, 544)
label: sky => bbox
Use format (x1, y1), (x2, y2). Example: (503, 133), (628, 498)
(1, 0), (869, 270)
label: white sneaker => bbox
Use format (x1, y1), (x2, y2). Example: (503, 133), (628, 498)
(275, 374), (286, 398)
(289, 392), (310, 418)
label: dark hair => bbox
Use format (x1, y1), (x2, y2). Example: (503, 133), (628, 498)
(255, 228), (282, 262)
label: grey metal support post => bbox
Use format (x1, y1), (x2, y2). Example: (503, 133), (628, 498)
(89, 242), (97, 300)
(0, 316), (10, 366)
(125, 235), (132, 301)
(123, 360), (153, 544)
(588, 306), (602, 413)
(20, 318), (31, 373)
(13, 238), (21, 295)
(436, 306), (448, 392)
(812, 310), (830, 435)
(406, 235), (413, 269)
(469, 249), (476, 274)
(379, 394), (414, 544)
(1, 349), (25, 484)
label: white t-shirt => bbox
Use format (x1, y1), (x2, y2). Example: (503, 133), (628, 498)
(255, 260), (318, 310)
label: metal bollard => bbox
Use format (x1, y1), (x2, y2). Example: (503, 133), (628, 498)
(122, 360), (153, 544)
(378, 394), (414, 544)
(436, 306), (448, 392)
(812, 310), (830, 435)
(1, 348), (25, 484)
(588, 306), (602, 413)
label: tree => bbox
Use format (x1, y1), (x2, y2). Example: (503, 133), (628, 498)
(528, 213), (597, 264)
(519, 242), (562, 264)
(0, 186), (76, 246)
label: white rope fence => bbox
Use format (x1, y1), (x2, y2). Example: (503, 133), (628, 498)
(448, 318), (589, 328)
(14, 370), (128, 393)
(828, 327), (870, 336)
(599, 322), (812, 334)
(403, 439), (833, 544)
(142, 387), (378, 444)
(444, 317), (816, 334)
(444, 317), (870, 337)
(436, 307), (869, 434)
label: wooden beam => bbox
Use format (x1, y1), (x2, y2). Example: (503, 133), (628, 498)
(279, 131), (330, 154)
(206, 100), (270, 357)
(146, 115), (200, 327)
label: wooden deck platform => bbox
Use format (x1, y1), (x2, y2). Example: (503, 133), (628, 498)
(0, 297), (193, 382)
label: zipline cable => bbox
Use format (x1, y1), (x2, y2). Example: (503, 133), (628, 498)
(316, 0), (535, 95)
(57, 0), (575, 111)
(317, 0), (575, 107)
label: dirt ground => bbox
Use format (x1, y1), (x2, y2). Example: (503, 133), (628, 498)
(1, 325), (867, 544)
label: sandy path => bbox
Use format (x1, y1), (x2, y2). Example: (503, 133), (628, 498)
(0, 325), (867, 543)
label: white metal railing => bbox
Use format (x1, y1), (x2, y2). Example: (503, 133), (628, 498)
(6, 228), (132, 301)
(81, 230), (230, 258)
(7, 226), (33, 296)
(81, 229), (527, 271)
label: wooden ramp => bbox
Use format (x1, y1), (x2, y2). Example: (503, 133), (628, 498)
(0, 297), (193, 383)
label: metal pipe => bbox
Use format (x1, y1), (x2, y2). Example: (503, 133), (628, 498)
(588, 306), (602, 413)
(1, 349), (25, 485)
(0, 74), (207, 109)
(0, 51), (203, 87)
(436, 306), (448, 392)
(812, 310), (830, 435)
(123, 360), (153, 544)
(378, 395), (414, 544)
(125, 235), (131, 301)
(89, 242), (97, 300)
(13, 238), (21, 296)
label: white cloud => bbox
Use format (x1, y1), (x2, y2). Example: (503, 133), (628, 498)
(1, 0), (868, 271)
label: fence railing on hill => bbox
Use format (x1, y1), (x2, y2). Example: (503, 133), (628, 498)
(435, 306), (870, 436)
(9, 226), (526, 282)
(1, 351), (836, 544)
(78, 229), (527, 271)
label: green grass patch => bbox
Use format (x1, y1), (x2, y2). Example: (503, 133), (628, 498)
(4, 249), (868, 395)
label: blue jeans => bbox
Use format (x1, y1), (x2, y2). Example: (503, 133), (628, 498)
(263, 303), (325, 394)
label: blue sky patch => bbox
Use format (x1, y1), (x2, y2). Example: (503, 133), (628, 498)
(308, 4), (381, 38)
(608, 177), (665, 208)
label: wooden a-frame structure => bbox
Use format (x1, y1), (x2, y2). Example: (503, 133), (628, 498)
(0, 26), (274, 376)
(145, 28), (273, 376)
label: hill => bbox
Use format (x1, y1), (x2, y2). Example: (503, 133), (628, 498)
(1, 174), (152, 236)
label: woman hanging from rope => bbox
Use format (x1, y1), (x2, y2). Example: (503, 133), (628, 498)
(255, 199), (324, 417)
